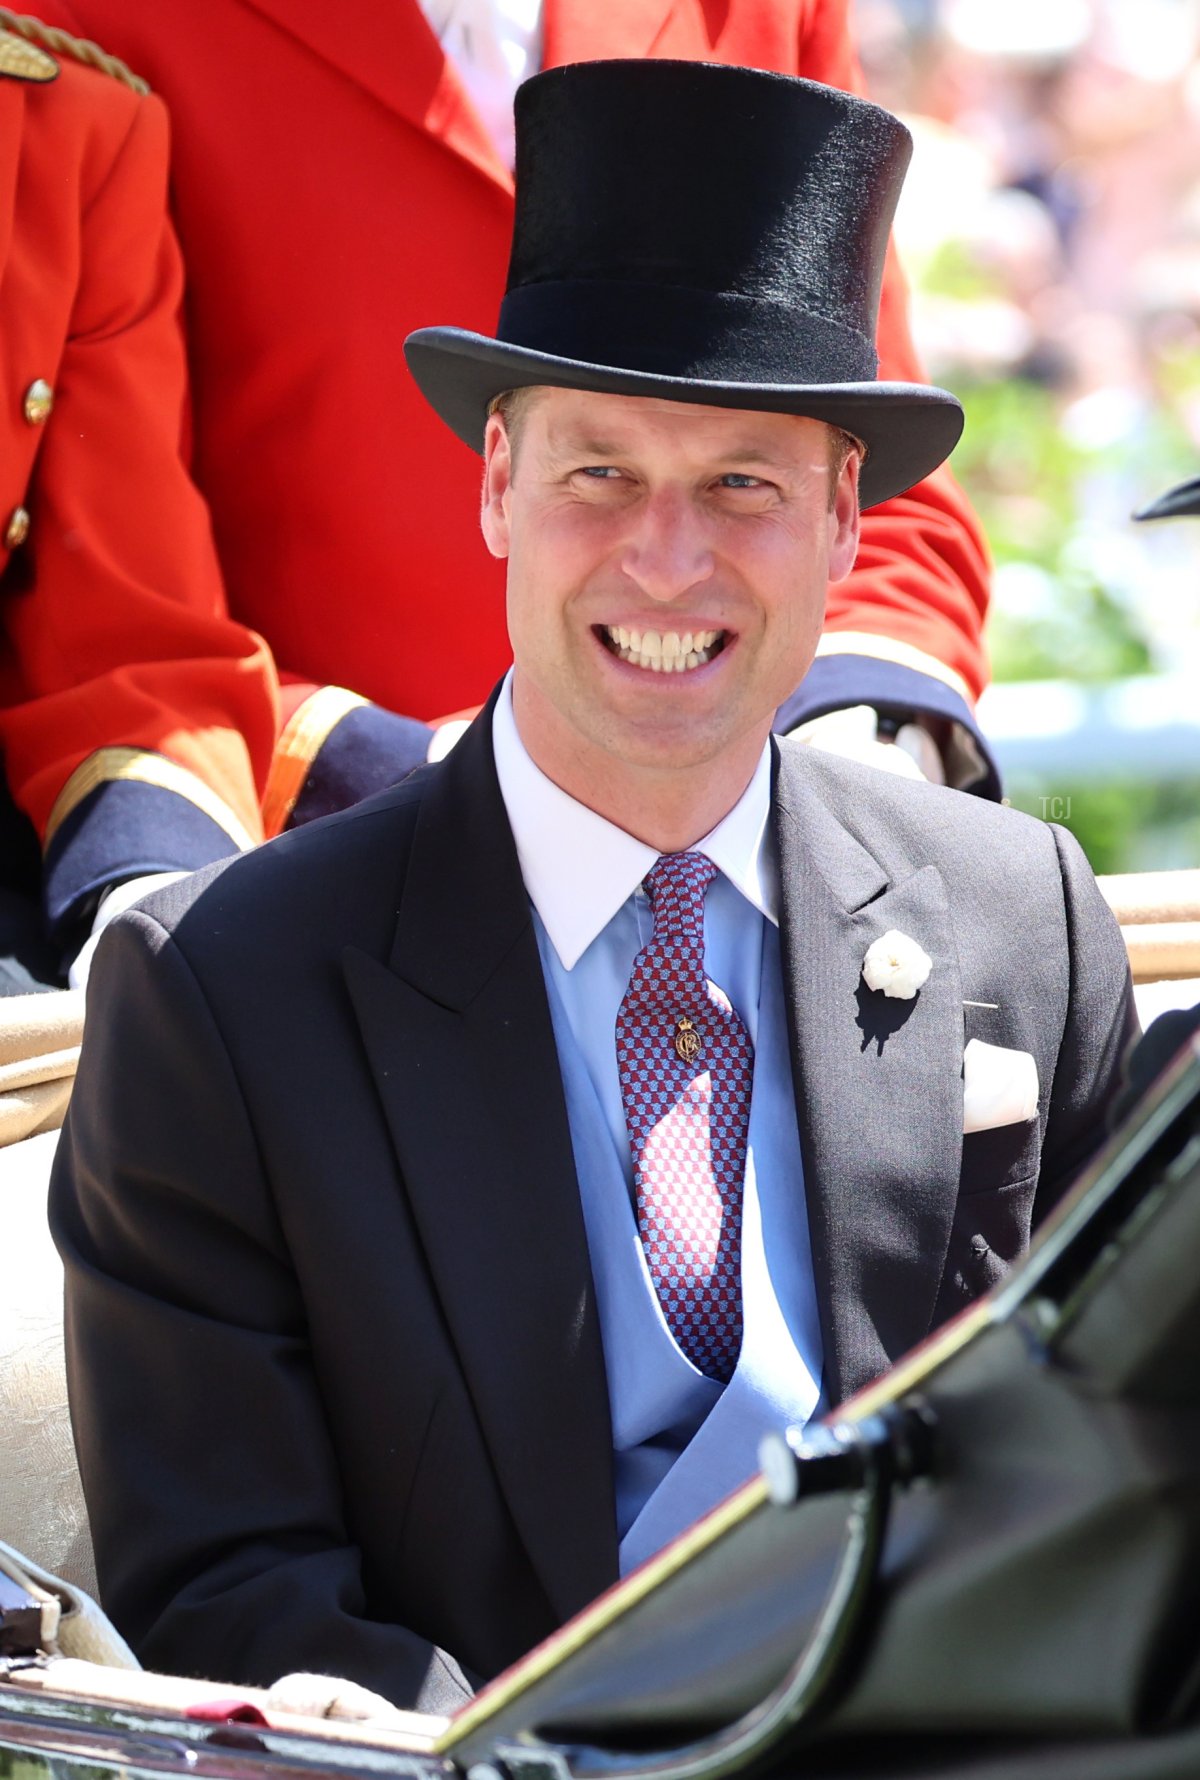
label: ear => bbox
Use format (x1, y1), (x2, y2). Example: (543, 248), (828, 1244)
(827, 449), (861, 584)
(481, 414), (513, 560)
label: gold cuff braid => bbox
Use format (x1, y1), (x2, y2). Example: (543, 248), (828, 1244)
(45, 747), (258, 854)
(261, 686), (370, 838)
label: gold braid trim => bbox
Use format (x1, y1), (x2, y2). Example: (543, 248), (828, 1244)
(45, 747), (259, 854)
(0, 8), (149, 93)
(261, 686), (370, 837)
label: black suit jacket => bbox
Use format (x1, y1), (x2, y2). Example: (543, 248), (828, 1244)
(50, 703), (1135, 1711)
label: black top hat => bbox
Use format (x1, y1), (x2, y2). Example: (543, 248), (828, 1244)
(1134, 475), (1200, 521)
(405, 60), (964, 510)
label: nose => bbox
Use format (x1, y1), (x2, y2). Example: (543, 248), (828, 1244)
(619, 487), (715, 604)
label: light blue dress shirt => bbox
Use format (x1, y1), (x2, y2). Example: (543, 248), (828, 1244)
(492, 678), (824, 1571)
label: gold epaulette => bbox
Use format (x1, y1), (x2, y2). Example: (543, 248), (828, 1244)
(0, 8), (149, 94)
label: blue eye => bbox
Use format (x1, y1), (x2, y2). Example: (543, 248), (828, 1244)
(580, 466), (620, 479)
(721, 473), (762, 489)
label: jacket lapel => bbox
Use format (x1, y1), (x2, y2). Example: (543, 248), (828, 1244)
(342, 705), (618, 1624)
(242, 0), (511, 191)
(772, 744), (964, 1407)
(243, 0), (689, 190)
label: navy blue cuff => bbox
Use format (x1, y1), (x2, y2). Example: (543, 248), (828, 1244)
(289, 704), (434, 829)
(774, 654), (1001, 800)
(45, 781), (242, 944)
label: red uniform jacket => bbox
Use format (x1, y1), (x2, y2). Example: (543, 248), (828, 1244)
(0, 30), (280, 937)
(22, 0), (995, 937)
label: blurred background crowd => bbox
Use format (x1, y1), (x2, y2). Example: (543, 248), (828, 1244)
(854, 0), (1200, 870)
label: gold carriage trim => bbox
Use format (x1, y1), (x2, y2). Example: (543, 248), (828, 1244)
(437, 1279), (1001, 1756)
(261, 685), (370, 838)
(45, 747), (258, 854)
(437, 1472), (772, 1753)
(0, 8), (149, 94)
(814, 631), (975, 705)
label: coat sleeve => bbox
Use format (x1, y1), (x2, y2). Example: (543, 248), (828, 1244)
(0, 68), (280, 939)
(48, 905), (476, 1713)
(780, 0), (996, 791)
(1035, 824), (1140, 1215)
(261, 679), (433, 835)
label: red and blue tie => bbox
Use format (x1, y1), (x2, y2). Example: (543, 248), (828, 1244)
(616, 851), (754, 1383)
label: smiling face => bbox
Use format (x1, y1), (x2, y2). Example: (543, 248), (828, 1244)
(481, 386), (860, 845)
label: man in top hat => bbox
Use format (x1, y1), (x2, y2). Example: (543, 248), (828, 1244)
(51, 63), (1133, 1713)
(38, 0), (995, 821)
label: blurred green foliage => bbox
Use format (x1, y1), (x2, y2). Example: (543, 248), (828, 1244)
(947, 371), (1199, 872)
(1002, 777), (1200, 875)
(953, 377), (1158, 682)
(912, 165), (1200, 877)
(941, 369), (1199, 870)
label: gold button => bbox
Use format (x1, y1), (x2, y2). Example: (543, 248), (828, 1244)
(23, 379), (53, 426)
(5, 507), (30, 549)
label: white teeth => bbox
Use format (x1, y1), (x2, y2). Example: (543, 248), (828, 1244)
(604, 626), (724, 672)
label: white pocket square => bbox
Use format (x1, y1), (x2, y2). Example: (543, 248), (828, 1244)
(962, 1038), (1039, 1134)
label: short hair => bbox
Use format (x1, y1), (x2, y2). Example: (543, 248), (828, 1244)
(488, 387), (862, 506)
(825, 428), (862, 508)
(486, 386), (542, 464)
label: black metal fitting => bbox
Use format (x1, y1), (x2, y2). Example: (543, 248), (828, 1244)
(759, 1402), (937, 1509)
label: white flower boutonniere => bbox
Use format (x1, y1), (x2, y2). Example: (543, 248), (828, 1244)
(862, 929), (932, 1000)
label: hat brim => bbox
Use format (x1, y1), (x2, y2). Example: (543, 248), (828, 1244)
(1134, 475), (1200, 521)
(405, 327), (964, 510)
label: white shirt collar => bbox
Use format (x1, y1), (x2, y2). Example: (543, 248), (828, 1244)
(492, 672), (778, 970)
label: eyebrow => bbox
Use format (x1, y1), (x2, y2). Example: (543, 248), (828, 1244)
(713, 448), (799, 471)
(546, 435), (799, 471)
(546, 434), (628, 459)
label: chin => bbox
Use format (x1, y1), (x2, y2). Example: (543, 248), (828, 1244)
(598, 716), (743, 773)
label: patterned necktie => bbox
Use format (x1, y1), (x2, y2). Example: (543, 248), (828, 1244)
(615, 852), (754, 1383)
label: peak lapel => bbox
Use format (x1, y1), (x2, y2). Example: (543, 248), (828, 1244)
(773, 747), (964, 1407)
(243, 0), (511, 191)
(343, 708), (617, 1622)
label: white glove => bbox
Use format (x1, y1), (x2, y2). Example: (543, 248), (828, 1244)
(264, 1671), (406, 1725)
(790, 704), (944, 783)
(67, 872), (189, 992)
